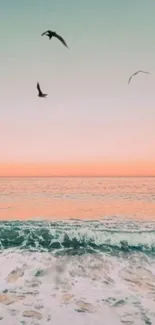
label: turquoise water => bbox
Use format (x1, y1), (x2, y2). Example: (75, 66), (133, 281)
(0, 219), (155, 254)
(0, 178), (155, 324)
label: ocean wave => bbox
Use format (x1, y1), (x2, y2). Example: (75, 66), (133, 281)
(0, 220), (155, 254)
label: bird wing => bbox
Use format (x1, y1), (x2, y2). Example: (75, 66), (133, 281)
(54, 33), (69, 48)
(41, 30), (51, 36)
(128, 70), (150, 84)
(37, 82), (42, 94)
(132, 70), (149, 76)
(138, 70), (149, 74)
(128, 74), (133, 84)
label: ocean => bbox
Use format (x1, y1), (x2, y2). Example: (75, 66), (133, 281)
(0, 177), (155, 324)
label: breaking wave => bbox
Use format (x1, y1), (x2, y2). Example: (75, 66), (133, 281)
(0, 219), (155, 254)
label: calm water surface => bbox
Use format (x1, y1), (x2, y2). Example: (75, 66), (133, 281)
(0, 177), (155, 220)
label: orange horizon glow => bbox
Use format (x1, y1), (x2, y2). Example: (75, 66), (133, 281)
(0, 161), (155, 177)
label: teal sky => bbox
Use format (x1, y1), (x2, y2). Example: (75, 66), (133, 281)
(1, 0), (155, 165)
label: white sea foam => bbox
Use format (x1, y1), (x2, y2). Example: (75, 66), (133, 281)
(0, 249), (155, 324)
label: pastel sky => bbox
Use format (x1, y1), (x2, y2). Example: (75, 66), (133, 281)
(0, 0), (155, 176)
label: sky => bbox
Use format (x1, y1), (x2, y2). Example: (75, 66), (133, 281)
(0, 0), (155, 176)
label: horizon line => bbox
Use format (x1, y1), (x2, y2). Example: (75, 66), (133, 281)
(0, 175), (155, 178)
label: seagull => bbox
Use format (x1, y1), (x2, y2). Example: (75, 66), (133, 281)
(37, 82), (47, 98)
(41, 30), (69, 48)
(128, 70), (150, 84)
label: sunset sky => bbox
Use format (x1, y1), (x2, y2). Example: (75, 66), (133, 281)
(0, 0), (155, 176)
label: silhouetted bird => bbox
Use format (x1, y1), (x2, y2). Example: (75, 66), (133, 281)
(41, 30), (69, 48)
(128, 70), (150, 84)
(37, 82), (47, 98)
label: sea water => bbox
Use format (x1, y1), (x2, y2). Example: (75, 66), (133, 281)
(0, 177), (155, 324)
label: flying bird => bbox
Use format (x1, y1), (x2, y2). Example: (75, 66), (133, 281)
(37, 82), (47, 98)
(128, 70), (150, 84)
(41, 30), (69, 48)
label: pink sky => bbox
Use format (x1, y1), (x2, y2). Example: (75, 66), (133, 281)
(1, 1), (155, 176)
(0, 160), (155, 177)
